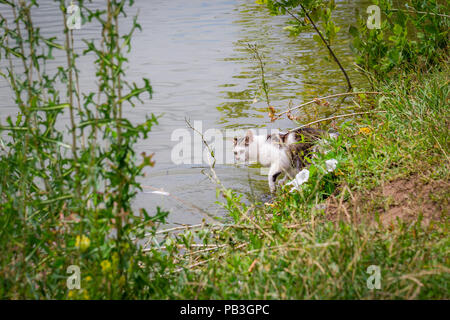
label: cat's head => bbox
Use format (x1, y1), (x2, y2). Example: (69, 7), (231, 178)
(233, 129), (254, 163)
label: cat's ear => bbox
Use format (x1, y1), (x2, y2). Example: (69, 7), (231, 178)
(245, 129), (254, 144)
(233, 137), (237, 146)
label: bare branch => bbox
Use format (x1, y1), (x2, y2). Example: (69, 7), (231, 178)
(277, 91), (384, 117)
(289, 110), (387, 132)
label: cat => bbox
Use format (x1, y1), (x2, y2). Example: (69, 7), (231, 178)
(233, 127), (337, 192)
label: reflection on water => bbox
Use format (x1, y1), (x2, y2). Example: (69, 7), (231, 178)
(0, 0), (368, 226)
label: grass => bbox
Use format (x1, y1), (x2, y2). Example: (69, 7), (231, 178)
(150, 62), (449, 299)
(1, 0), (448, 300)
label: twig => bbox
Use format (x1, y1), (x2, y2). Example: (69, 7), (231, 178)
(141, 222), (305, 251)
(389, 8), (450, 18)
(184, 118), (230, 206)
(143, 243), (227, 253)
(172, 243), (248, 273)
(274, 0), (352, 91)
(241, 206), (275, 242)
(289, 110), (387, 132)
(154, 223), (211, 235)
(183, 244), (229, 256)
(247, 43), (270, 106)
(277, 91), (383, 117)
(185, 118), (216, 168)
(146, 222), (304, 237)
(432, 135), (450, 163)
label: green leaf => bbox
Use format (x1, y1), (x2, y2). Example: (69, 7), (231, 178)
(39, 136), (72, 149)
(0, 0), (14, 6)
(393, 24), (402, 36)
(0, 126), (28, 131)
(30, 103), (70, 112)
(41, 38), (64, 50)
(313, 34), (323, 45)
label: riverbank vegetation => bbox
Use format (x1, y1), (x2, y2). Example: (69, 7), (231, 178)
(148, 0), (449, 299)
(0, 0), (167, 299)
(0, 0), (448, 299)
(154, 62), (448, 299)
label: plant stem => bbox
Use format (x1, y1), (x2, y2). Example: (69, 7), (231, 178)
(289, 110), (386, 132)
(277, 91), (384, 117)
(248, 43), (271, 106)
(274, 0), (352, 91)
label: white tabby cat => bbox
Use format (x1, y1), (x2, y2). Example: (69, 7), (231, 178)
(233, 128), (337, 192)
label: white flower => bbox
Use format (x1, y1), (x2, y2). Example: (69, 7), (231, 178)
(325, 159), (338, 173)
(286, 169), (310, 192)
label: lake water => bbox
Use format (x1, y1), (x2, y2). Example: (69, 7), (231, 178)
(0, 0), (368, 226)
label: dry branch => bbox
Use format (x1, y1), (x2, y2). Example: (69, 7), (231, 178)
(289, 110), (387, 132)
(277, 91), (384, 117)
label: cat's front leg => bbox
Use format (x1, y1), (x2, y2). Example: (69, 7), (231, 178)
(277, 175), (289, 187)
(268, 164), (282, 193)
(277, 167), (297, 187)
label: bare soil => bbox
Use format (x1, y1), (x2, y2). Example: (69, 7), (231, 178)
(325, 174), (449, 226)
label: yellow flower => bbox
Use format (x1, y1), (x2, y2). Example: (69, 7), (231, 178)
(358, 127), (372, 135)
(68, 290), (75, 299)
(82, 290), (90, 300)
(75, 235), (90, 252)
(85, 276), (92, 282)
(101, 260), (111, 273)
